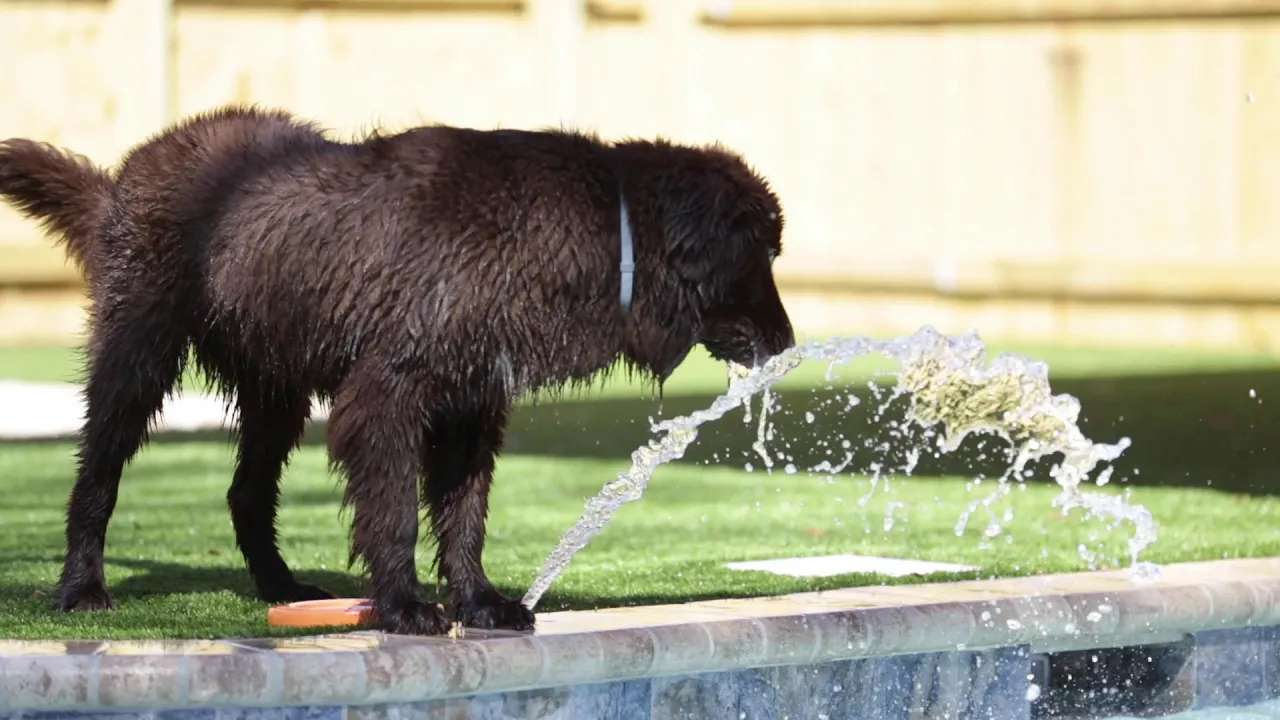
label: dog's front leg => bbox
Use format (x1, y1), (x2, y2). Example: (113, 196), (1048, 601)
(422, 404), (534, 631)
(329, 367), (447, 635)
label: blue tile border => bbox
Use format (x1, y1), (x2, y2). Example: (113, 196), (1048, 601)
(155, 710), (216, 720)
(642, 647), (1032, 720)
(1194, 626), (1280, 709)
(349, 679), (652, 720)
(1033, 637), (1195, 719)
(0, 708), (346, 720)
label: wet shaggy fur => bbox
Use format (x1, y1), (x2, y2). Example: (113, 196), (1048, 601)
(0, 107), (794, 634)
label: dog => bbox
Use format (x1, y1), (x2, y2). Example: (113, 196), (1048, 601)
(0, 106), (794, 634)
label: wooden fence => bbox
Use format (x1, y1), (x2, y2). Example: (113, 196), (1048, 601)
(3, 0), (1280, 349)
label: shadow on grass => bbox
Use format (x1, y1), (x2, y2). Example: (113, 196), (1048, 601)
(0, 554), (363, 602)
(512, 369), (1277, 497)
(8, 369), (1277, 496)
(500, 368), (1280, 496)
(108, 560), (366, 601)
(1, 553), (984, 616)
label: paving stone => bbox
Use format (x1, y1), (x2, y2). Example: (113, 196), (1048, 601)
(98, 654), (186, 708)
(0, 655), (96, 710)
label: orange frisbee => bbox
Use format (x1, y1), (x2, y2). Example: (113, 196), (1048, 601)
(267, 598), (375, 628)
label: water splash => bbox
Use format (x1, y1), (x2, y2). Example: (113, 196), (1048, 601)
(521, 327), (1156, 610)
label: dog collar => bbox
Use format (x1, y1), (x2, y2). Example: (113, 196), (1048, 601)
(619, 187), (635, 314)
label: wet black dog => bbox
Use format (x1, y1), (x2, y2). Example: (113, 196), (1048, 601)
(0, 107), (793, 634)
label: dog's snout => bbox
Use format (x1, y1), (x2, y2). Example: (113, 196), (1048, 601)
(752, 325), (794, 367)
(757, 299), (795, 361)
(776, 319), (796, 353)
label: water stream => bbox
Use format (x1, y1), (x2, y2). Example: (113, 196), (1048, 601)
(522, 327), (1156, 610)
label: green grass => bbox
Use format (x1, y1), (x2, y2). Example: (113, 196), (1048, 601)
(0, 442), (1277, 640)
(1, 340), (1278, 639)
(0, 345), (87, 385)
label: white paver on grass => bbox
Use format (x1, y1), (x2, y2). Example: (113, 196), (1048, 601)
(725, 553), (976, 578)
(0, 381), (329, 440)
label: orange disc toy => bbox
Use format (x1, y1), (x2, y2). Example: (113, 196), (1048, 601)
(267, 598), (375, 628)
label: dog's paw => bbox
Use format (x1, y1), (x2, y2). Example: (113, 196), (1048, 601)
(377, 599), (450, 636)
(259, 581), (335, 604)
(59, 582), (114, 612)
(452, 592), (535, 631)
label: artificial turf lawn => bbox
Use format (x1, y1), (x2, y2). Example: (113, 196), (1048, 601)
(0, 341), (1278, 639)
(1, 441), (1278, 640)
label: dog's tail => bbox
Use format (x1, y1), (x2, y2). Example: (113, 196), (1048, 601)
(0, 139), (113, 272)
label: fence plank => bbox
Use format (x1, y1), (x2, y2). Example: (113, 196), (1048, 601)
(700, 0), (1280, 26)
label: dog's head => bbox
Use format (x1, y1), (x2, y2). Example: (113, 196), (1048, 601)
(623, 142), (795, 379)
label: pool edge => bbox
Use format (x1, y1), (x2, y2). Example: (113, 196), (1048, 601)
(2, 556), (1278, 712)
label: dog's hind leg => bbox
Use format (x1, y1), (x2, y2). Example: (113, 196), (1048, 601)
(59, 297), (187, 612)
(421, 407), (534, 631)
(328, 364), (448, 635)
(227, 385), (333, 603)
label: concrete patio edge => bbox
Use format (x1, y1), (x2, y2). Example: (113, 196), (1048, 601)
(2, 557), (1279, 712)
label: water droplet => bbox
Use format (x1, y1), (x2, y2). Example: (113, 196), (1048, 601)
(1026, 683), (1041, 702)
(1096, 466), (1114, 487)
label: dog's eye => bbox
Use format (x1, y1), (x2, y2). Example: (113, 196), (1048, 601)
(767, 249), (779, 264)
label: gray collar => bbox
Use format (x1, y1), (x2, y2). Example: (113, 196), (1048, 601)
(619, 187), (635, 313)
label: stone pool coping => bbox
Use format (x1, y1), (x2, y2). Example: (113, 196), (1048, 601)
(2, 557), (1279, 712)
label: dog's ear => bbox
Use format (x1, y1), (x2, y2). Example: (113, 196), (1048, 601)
(659, 167), (759, 297)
